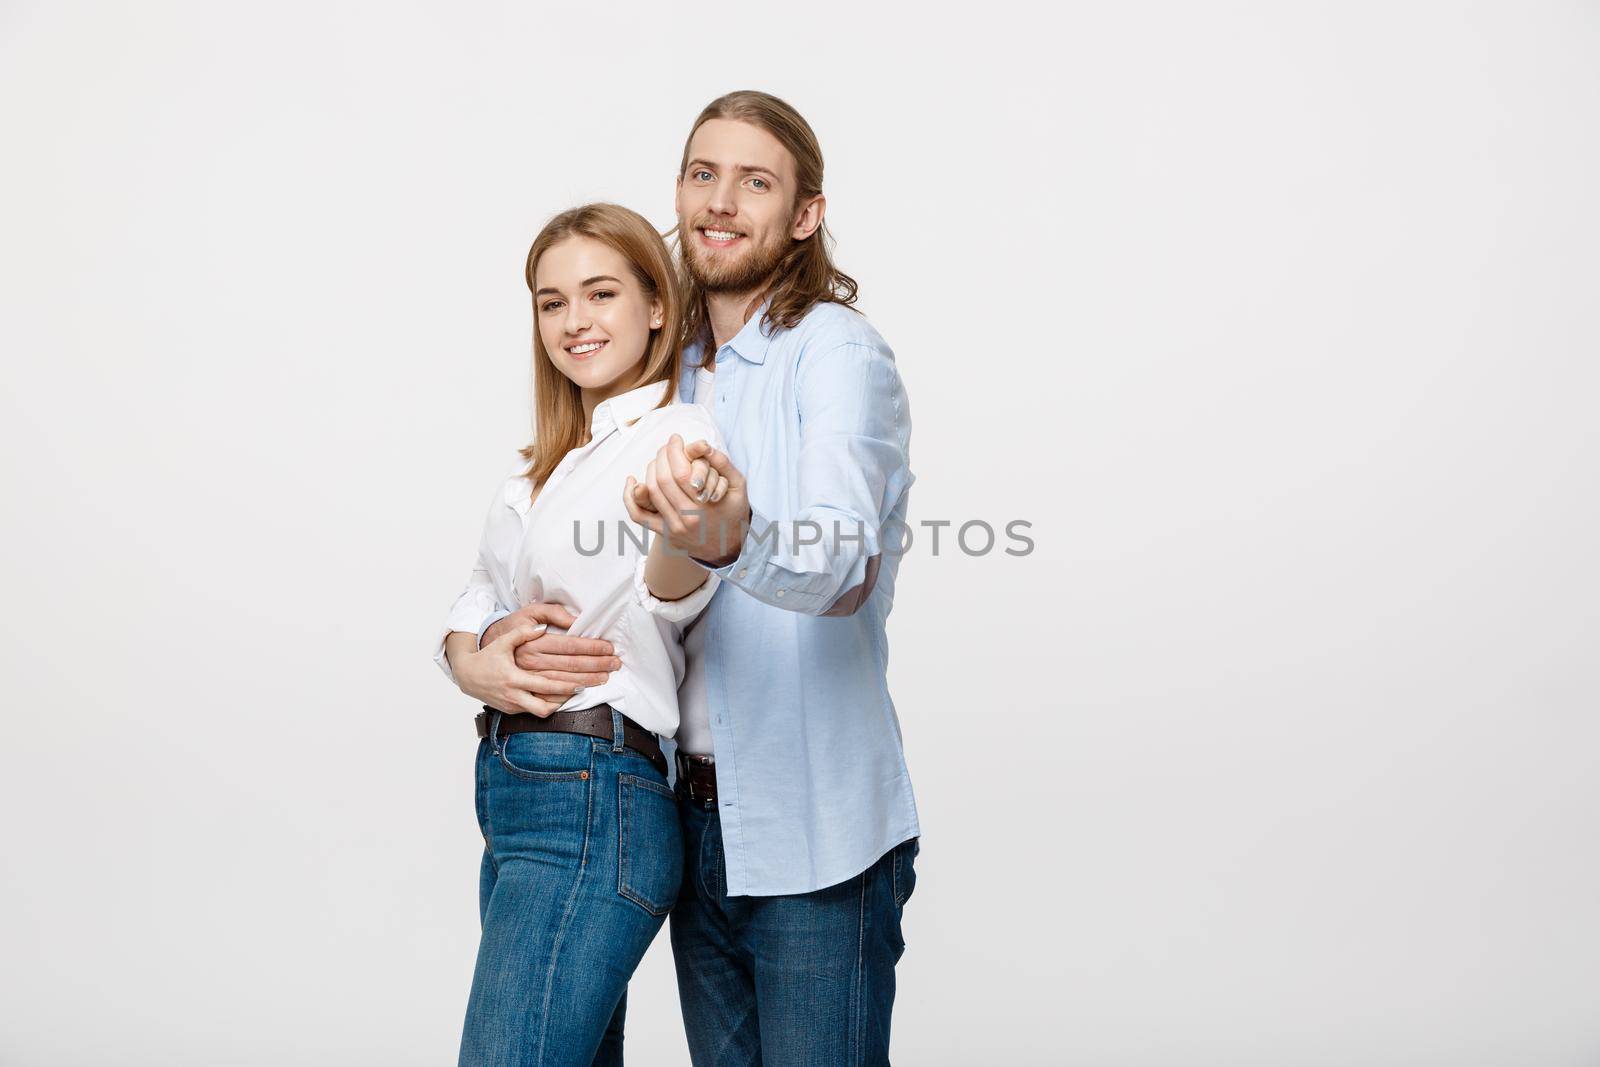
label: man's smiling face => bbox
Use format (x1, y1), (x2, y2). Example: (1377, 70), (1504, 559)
(675, 118), (805, 295)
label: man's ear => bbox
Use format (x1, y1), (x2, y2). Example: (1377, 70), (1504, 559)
(792, 193), (825, 241)
(673, 173), (684, 220)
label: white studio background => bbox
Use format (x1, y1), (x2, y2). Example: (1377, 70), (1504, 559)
(2, 2), (1597, 1064)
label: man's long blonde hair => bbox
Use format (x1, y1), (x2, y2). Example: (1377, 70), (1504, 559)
(673, 90), (859, 351)
(518, 203), (683, 488)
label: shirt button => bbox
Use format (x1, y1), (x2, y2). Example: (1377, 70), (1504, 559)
(737, 568), (748, 578)
(775, 589), (785, 598)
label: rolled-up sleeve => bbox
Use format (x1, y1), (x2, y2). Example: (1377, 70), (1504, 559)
(632, 553), (720, 628)
(704, 340), (912, 616)
(432, 553), (512, 686)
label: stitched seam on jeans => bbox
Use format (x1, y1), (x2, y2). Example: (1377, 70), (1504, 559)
(476, 742), (498, 872)
(854, 868), (868, 1066)
(706, 812), (726, 903)
(497, 734), (592, 781)
(532, 745), (595, 1065)
(623, 772), (674, 799)
(617, 774), (674, 916)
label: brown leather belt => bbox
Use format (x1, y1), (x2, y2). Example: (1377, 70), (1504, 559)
(476, 705), (667, 779)
(675, 750), (718, 803)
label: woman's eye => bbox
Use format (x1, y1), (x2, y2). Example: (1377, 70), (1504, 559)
(541, 300), (564, 312)
(591, 290), (614, 301)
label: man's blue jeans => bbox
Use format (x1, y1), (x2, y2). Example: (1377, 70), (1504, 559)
(459, 711), (682, 1067)
(670, 796), (919, 1066)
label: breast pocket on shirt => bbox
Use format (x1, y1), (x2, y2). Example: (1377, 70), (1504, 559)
(616, 773), (683, 917)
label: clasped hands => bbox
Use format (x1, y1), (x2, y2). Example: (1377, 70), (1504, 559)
(468, 436), (749, 717)
(621, 434), (751, 567)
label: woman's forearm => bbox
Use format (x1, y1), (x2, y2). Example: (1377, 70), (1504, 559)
(644, 535), (711, 602)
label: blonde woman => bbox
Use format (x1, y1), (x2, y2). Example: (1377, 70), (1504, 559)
(434, 203), (728, 1066)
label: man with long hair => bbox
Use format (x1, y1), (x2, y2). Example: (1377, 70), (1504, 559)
(627, 90), (921, 1065)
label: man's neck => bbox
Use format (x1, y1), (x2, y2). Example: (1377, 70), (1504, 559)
(706, 286), (770, 354)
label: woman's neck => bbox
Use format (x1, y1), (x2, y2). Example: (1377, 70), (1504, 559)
(580, 378), (635, 429)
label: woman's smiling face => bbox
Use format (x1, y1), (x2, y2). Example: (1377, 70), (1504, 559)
(533, 235), (662, 397)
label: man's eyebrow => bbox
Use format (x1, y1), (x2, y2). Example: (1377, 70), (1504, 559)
(686, 159), (781, 183)
(535, 274), (622, 297)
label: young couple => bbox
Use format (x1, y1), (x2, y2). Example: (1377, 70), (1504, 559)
(434, 91), (919, 1067)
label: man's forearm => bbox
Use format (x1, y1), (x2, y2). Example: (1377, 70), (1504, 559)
(688, 503), (751, 570)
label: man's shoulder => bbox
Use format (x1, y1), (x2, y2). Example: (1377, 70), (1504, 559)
(772, 301), (891, 360)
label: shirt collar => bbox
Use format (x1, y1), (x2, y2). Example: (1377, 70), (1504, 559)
(590, 377), (673, 440)
(725, 300), (775, 365)
(502, 378), (672, 515)
(690, 298), (776, 368)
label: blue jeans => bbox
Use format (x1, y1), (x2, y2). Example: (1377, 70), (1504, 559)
(459, 711), (682, 1067)
(670, 797), (919, 1066)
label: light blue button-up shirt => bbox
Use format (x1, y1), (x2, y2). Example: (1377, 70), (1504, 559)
(668, 299), (920, 897)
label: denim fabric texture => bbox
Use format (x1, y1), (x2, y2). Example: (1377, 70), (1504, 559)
(670, 794), (918, 1066)
(459, 710), (682, 1067)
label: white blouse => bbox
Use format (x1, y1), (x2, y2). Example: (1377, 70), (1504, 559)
(432, 379), (723, 739)
(674, 365), (719, 755)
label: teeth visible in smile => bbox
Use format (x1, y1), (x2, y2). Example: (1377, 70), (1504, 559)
(569, 341), (606, 354)
(703, 229), (740, 242)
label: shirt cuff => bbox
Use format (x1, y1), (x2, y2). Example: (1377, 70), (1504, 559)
(690, 506), (826, 610)
(632, 553), (720, 625)
(434, 608), (519, 686)
(476, 609), (514, 648)
(694, 505), (770, 579)
(433, 630), (459, 685)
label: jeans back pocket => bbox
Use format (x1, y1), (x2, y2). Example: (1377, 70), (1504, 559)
(617, 773), (683, 916)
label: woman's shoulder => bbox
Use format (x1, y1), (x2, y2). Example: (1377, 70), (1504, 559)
(631, 400), (722, 447)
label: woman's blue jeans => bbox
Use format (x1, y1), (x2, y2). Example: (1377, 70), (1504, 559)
(459, 710), (682, 1067)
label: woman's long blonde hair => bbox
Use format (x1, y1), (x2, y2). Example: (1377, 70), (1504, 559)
(518, 203), (683, 488)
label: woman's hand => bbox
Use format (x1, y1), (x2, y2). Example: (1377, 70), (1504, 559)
(446, 626), (603, 718)
(625, 435), (749, 565)
(628, 440), (729, 515)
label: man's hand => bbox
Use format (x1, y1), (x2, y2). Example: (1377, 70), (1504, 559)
(449, 626), (586, 718)
(483, 601), (575, 649)
(479, 601), (621, 704)
(624, 435), (751, 567)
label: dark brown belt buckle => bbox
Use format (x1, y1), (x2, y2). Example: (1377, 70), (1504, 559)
(676, 752), (717, 803)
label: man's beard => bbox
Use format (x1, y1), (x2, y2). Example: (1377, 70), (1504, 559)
(683, 220), (791, 295)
